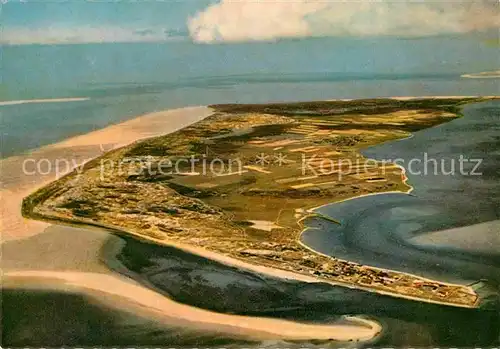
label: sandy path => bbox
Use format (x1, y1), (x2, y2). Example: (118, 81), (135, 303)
(4, 270), (382, 342)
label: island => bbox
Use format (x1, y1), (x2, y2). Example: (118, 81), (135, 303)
(461, 70), (500, 79)
(22, 97), (496, 308)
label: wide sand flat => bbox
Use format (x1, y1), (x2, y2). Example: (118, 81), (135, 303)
(461, 70), (500, 79)
(4, 270), (382, 342)
(410, 220), (500, 255)
(2, 105), (384, 343)
(1, 225), (117, 273)
(0, 106), (213, 243)
(0, 97), (90, 106)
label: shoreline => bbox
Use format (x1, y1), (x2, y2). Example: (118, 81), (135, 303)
(2, 217), (385, 344)
(294, 99), (500, 293)
(3, 270), (382, 342)
(22, 198), (480, 309)
(18, 97), (495, 309)
(0, 97), (90, 106)
(461, 70), (500, 79)
(3, 104), (386, 343)
(6, 97), (497, 344)
(292, 101), (486, 290)
(0, 106), (213, 243)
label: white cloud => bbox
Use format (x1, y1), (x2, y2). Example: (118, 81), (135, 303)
(188, 0), (500, 43)
(1, 26), (186, 45)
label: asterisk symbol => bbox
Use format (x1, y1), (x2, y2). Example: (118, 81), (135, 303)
(255, 153), (270, 166)
(273, 153), (288, 166)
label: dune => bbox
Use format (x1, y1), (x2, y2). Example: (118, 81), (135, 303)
(0, 106), (213, 243)
(2, 104), (384, 343)
(4, 270), (382, 342)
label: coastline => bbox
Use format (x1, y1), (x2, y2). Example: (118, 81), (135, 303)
(3, 104), (385, 343)
(0, 106), (213, 243)
(2, 218), (384, 344)
(22, 197), (480, 309)
(296, 162), (414, 277)
(19, 97), (492, 308)
(6, 97), (496, 344)
(3, 270), (382, 342)
(461, 70), (500, 79)
(0, 97), (90, 106)
(294, 97), (500, 292)
(292, 100), (485, 290)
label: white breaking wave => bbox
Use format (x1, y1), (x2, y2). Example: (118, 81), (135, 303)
(188, 0), (500, 43)
(0, 97), (90, 107)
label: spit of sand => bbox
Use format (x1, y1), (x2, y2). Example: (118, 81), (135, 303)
(0, 106), (212, 243)
(4, 270), (382, 342)
(2, 105), (382, 344)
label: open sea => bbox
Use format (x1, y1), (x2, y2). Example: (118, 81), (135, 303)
(1, 36), (499, 157)
(2, 36), (500, 347)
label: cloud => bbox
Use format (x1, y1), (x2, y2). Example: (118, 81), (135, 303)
(2, 26), (187, 45)
(188, 0), (500, 43)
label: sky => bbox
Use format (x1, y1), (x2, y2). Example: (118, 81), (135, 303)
(1, 0), (499, 45)
(1, 0), (213, 44)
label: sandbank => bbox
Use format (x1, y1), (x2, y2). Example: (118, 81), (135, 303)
(0, 106), (213, 243)
(2, 104), (383, 343)
(4, 270), (382, 342)
(0, 97), (90, 106)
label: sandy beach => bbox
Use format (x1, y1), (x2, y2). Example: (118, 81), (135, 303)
(461, 70), (500, 79)
(37, 209), (477, 308)
(0, 106), (212, 243)
(0, 97), (91, 106)
(6, 97), (497, 345)
(3, 270), (382, 342)
(2, 104), (385, 344)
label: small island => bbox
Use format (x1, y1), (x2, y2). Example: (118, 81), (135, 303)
(23, 97), (495, 308)
(461, 70), (500, 79)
